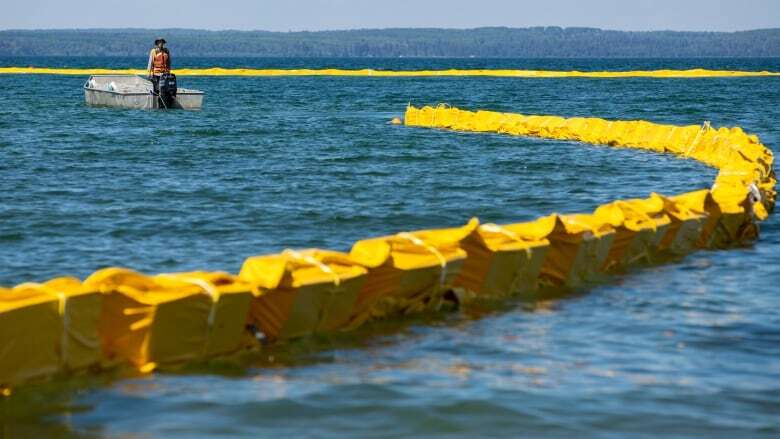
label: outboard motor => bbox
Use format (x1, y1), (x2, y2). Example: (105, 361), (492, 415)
(158, 73), (177, 109)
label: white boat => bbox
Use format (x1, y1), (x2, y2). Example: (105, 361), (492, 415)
(84, 75), (204, 110)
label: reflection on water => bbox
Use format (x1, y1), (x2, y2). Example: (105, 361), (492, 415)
(1, 57), (779, 438)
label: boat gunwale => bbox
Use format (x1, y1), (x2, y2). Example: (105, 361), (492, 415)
(83, 86), (205, 96)
(84, 74), (204, 96)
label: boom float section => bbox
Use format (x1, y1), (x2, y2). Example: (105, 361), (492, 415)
(0, 105), (775, 391)
(1, 67), (780, 78)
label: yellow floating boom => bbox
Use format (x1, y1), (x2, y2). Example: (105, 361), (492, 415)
(1, 104), (775, 392)
(1, 67), (779, 78)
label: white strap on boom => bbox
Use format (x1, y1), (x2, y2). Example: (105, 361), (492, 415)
(686, 121), (711, 156)
(397, 232), (448, 285)
(284, 249), (341, 287)
(480, 223), (534, 257)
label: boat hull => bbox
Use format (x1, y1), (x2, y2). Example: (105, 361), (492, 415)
(84, 75), (204, 110)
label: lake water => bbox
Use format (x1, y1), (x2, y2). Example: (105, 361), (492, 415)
(1, 57), (779, 438)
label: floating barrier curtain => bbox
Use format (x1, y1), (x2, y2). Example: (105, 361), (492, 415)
(453, 221), (551, 300)
(239, 250), (367, 342)
(84, 268), (252, 372)
(1, 104), (775, 389)
(2, 67), (779, 78)
(0, 278), (102, 387)
(347, 219), (476, 325)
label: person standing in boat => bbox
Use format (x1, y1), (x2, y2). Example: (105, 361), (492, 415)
(147, 38), (171, 95)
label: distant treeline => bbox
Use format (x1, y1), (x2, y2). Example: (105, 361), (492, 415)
(1, 27), (779, 57)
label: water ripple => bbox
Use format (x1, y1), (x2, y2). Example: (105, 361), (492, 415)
(0, 57), (779, 438)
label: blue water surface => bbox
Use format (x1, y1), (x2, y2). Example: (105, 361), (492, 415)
(0, 57), (778, 438)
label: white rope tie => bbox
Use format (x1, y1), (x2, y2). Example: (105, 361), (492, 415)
(284, 250), (341, 286)
(397, 233), (448, 285)
(480, 224), (533, 257)
(664, 126), (678, 150)
(154, 274), (225, 356)
(686, 121), (711, 156)
(160, 275), (221, 326)
(284, 250), (343, 331)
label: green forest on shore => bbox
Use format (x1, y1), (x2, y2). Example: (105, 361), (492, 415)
(1, 27), (779, 57)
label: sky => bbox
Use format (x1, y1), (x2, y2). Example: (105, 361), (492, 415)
(2, 0), (779, 32)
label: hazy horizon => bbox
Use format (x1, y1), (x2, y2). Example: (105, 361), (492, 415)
(3, 0), (780, 33)
(3, 26), (780, 33)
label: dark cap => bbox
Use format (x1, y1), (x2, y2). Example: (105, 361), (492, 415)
(154, 38), (167, 45)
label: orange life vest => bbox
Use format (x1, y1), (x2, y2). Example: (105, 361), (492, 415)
(152, 49), (170, 74)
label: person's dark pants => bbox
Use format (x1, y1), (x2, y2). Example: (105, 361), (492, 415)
(150, 73), (175, 108)
(150, 75), (166, 108)
(150, 75), (160, 95)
